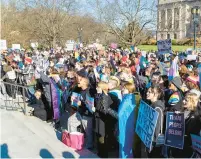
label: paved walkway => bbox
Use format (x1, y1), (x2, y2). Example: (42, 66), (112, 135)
(0, 97), (98, 158)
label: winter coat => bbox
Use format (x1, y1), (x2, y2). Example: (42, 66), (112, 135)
(171, 110), (201, 158)
(94, 92), (115, 136)
(182, 111), (201, 158)
(33, 98), (47, 121)
(39, 72), (51, 107)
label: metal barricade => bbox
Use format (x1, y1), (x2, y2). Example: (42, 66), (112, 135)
(0, 81), (29, 115)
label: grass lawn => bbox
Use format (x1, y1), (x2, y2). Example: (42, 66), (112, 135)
(138, 45), (193, 52)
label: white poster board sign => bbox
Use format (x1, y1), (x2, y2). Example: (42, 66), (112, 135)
(0, 40), (7, 50)
(66, 43), (74, 51)
(187, 55), (197, 61)
(12, 44), (21, 50)
(157, 39), (172, 54)
(141, 51), (147, 57)
(31, 42), (38, 48)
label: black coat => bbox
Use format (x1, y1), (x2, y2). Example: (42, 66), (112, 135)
(94, 93), (117, 136)
(33, 98), (47, 121)
(171, 111), (201, 158)
(182, 111), (201, 158)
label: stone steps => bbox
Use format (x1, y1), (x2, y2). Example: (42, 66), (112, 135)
(0, 93), (98, 158)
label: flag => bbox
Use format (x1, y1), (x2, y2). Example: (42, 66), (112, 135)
(168, 56), (179, 80)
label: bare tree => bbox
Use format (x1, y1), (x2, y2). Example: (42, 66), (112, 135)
(94, 0), (156, 46)
(19, 0), (77, 48)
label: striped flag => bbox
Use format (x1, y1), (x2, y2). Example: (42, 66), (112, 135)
(168, 56), (179, 80)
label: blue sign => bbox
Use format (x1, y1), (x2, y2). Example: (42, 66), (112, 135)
(165, 112), (185, 149)
(191, 134), (201, 155)
(135, 100), (159, 151)
(71, 92), (81, 107)
(157, 39), (172, 54)
(85, 94), (94, 113)
(198, 64), (201, 90)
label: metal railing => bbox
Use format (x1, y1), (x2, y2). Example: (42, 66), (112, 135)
(0, 81), (29, 115)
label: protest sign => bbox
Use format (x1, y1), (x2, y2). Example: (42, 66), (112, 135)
(198, 64), (201, 90)
(186, 48), (193, 54)
(0, 40), (7, 50)
(31, 42), (38, 48)
(191, 134), (201, 155)
(66, 41), (74, 51)
(12, 44), (21, 50)
(141, 51), (147, 57)
(130, 45), (134, 51)
(110, 43), (117, 49)
(157, 39), (172, 54)
(85, 94), (94, 113)
(187, 55), (197, 61)
(135, 100), (159, 151)
(165, 112), (185, 149)
(71, 92), (81, 107)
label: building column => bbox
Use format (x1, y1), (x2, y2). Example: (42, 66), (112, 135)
(172, 8), (174, 39)
(157, 10), (161, 40)
(165, 9), (168, 39)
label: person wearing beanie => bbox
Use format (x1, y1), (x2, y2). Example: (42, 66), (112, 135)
(67, 68), (95, 149)
(167, 76), (184, 111)
(185, 75), (200, 90)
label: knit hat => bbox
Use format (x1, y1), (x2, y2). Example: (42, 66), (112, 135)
(189, 89), (201, 97)
(186, 76), (199, 85)
(168, 92), (180, 105)
(171, 76), (183, 89)
(77, 69), (88, 79)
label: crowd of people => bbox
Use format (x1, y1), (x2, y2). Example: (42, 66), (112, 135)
(1, 46), (201, 158)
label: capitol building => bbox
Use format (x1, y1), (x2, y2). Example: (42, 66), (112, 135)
(157, 0), (201, 40)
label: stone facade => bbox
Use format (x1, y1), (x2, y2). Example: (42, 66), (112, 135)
(157, 0), (201, 40)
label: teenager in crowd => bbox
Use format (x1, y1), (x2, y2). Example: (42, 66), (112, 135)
(67, 70), (94, 149)
(146, 85), (165, 158)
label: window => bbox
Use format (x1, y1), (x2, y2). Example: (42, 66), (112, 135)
(167, 9), (172, 29)
(174, 33), (177, 39)
(167, 34), (170, 39)
(174, 8), (180, 30)
(161, 10), (166, 29)
(161, 34), (164, 39)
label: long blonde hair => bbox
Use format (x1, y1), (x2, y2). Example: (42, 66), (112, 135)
(98, 81), (109, 92)
(184, 92), (199, 111)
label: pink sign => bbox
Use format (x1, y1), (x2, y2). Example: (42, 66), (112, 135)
(110, 43), (117, 49)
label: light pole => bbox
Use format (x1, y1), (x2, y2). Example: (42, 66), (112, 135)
(77, 28), (82, 44)
(191, 7), (200, 50)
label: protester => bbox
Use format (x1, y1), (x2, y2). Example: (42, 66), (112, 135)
(1, 45), (201, 158)
(146, 85), (165, 158)
(118, 82), (136, 158)
(31, 90), (47, 121)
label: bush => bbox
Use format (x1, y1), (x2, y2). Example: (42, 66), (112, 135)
(172, 39), (177, 45)
(176, 38), (191, 45)
(142, 38), (156, 45)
